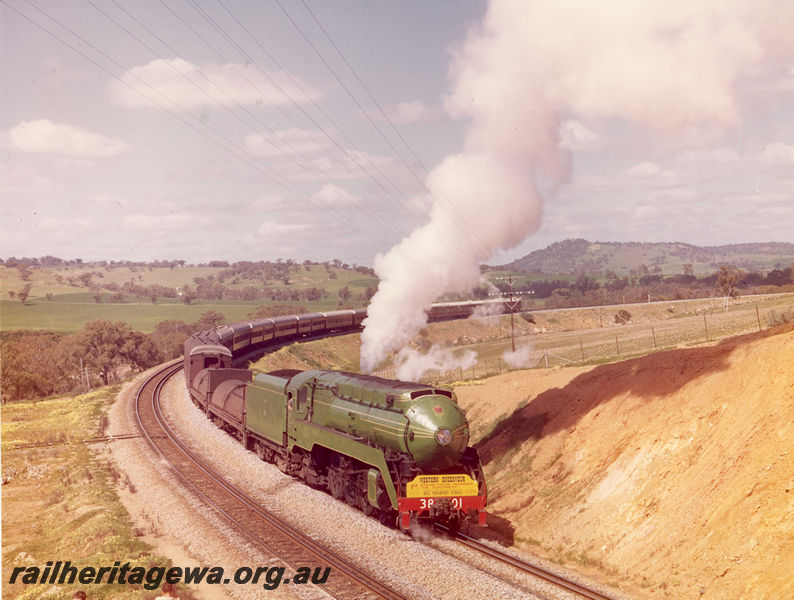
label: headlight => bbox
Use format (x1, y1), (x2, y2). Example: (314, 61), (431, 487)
(435, 428), (453, 446)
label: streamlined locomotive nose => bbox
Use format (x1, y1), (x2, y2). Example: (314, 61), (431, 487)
(405, 395), (470, 470)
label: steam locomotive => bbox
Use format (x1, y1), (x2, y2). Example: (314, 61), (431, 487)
(183, 300), (516, 531)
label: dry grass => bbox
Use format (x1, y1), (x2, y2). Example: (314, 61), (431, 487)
(1, 388), (175, 600)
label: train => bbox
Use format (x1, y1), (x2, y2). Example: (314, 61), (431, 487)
(183, 299), (520, 531)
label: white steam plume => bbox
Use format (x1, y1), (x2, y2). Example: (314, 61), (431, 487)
(502, 344), (533, 370)
(394, 345), (478, 383)
(360, 0), (794, 374)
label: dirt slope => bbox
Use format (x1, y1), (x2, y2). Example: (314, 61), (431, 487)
(456, 326), (794, 599)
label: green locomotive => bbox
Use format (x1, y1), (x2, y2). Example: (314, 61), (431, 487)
(196, 366), (487, 530)
(185, 306), (495, 531)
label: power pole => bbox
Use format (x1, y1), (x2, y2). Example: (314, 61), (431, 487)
(496, 275), (523, 353)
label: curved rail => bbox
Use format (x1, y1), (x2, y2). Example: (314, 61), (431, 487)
(133, 362), (410, 600)
(435, 524), (615, 600)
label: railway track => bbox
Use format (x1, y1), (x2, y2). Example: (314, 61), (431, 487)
(133, 361), (617, 599)
(133, 362), (410, 600)
(435, 524), (616, 600)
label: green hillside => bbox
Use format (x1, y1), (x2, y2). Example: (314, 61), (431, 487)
(502, 240), (794, 275)
(0, 261), (377, 334)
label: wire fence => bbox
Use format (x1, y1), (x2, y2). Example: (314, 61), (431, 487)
(374, 301), (793, 385)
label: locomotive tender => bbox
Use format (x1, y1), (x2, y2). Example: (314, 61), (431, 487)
(183, 301), (515, 531)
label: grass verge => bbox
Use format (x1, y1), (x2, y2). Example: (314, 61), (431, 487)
(1, 388), (182, 600)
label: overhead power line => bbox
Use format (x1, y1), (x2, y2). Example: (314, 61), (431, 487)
(5, 0), (396, 254)
(292, 0), (494, 262)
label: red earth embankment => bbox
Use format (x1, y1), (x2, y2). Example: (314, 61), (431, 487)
(456, 326), (793, 599)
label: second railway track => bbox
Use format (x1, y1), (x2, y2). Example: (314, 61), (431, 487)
(133, 362), (410, 600)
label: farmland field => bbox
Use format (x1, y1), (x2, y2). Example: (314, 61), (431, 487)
(0, 264), (376, 334)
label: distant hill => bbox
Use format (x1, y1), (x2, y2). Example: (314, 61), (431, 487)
(501, 239), (794, 275)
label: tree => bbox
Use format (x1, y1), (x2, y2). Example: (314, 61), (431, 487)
(18, 283), (32, 305)
(0, 332), (75, 402)
(337, 286), (352, 305)
(180, 286), (197, 305)
(246, 304), (307, 319)
(765, 268), (792, 286)
(78, 320), (153, 385)
(716, 265), (743, 310)
(193, 310), (226, 331)
(574, 273), (599, 295)
(151, 320), (193, 359)
(716, 265), (743, 299)
(77, 272), (94, 287)
(122, 332), (161, 374)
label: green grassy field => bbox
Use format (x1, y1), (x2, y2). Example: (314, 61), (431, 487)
(1, 297), (274, 334)
(0, 264), (377, 334)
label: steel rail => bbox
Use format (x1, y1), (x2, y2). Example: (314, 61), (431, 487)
(435, 524), (615, 600)
(133, 362), (409, 600)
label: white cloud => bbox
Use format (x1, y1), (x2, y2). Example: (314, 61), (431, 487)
(241, 195), (285, 212)
(673, 148), (742, 178)
(559, 120), (604, 152)
(625, 161), (680, 186)
(386, 101), (439, 124)
(257, 221), (309, 237)
(123, 213), (214, 233)
(35, 216), (96, 235)
(759, 142), (794, 166)
(245, 128), (331, 157)
(312, 183), (358, 205)
(271, 148), (421, 191)
(0, 162), (63, 194)
(8, 120), (129, 157)
(108, 59), (320, 110)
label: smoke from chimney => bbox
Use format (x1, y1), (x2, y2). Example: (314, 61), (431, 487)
(360, 0), (794, 374)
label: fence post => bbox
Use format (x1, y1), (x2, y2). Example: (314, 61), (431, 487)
(756, 305), (762, 331)
(704, 314), (710, 342)
(615, 334), (620, 359)
(580, 339), (585, 362)
(544, 353), (549, 369)
(651, 327), (657, 351)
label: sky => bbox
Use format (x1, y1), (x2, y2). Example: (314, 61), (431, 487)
(1, 0), (793, 268)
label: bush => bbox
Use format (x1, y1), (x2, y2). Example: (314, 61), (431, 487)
(614, 309), (632, 324)
(766, 308), (794, 327)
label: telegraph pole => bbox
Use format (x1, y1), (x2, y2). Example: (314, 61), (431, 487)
(496, 275), (523, 353)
